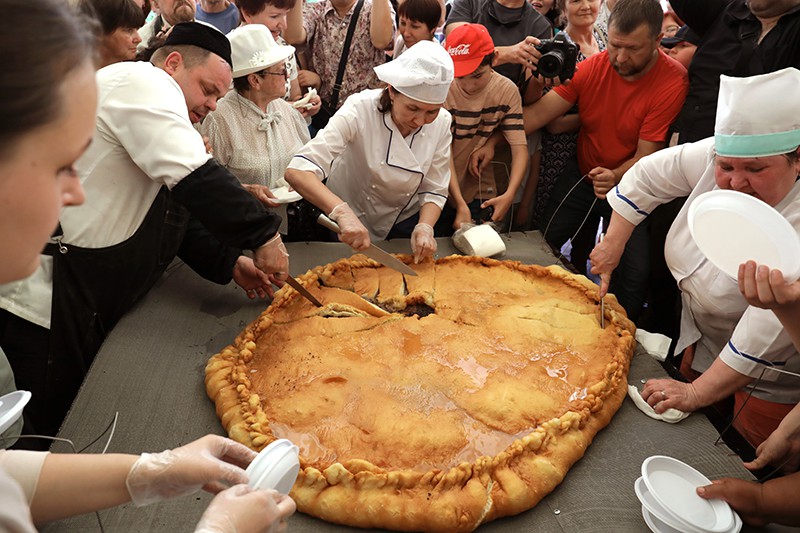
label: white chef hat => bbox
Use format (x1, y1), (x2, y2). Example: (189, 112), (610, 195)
(227, 24), (295, 78)
(374, 41), (454, 104)
(714, 67), (800, 157)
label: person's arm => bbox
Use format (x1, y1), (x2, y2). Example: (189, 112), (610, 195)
(545, 113), (581, 135)
(446, 155), (472, 230)
(411, 202), (442, 262)
(640, 356), (754, 414)
(697, 473), (800, 527)
(588, 139), (666, 200)
(589, 210), (636, 297)
(284, 0), (307, 45)
(743, 401), (800, 472)
(522, 90), (574, 135)
(482, 143), (528, 223)
(285, 168), (346, 216)
(369, 0), (394, 50)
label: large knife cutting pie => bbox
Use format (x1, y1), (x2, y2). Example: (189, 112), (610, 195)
(206, 255), (635, 532)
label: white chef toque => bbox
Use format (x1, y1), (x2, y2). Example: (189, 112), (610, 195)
(714, 67), (800, 158)
(374, 40), (454, 105)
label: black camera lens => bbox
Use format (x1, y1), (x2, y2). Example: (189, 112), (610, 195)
(538, 50), (564, 79)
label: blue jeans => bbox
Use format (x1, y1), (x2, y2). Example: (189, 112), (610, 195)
(538, 156), (649, 322)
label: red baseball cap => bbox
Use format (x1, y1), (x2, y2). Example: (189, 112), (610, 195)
(444, 23), (495, 77)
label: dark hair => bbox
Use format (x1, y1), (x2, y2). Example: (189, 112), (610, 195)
(0, 0), (95, 158)
(150, 44), (214, 69)
(377, 87), (393, 113)
(76, 0), (145, 35)
(238, 0), (297, 17)
(397, 0), (441, 32)
(607, 0), (662, 39)
(233, 70), (266, 93)
(479, 52), (493, 69)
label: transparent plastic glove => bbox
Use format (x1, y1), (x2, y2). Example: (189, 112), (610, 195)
(253, 233), (290, 283)
(195, 485), (296, 533)
(126, 435), (256, 507)
(329, 202), (370, 251)
(411, 223), (436, 263)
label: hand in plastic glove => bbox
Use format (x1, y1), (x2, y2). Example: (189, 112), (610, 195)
(411, 223), (436, 264)
(126, 435), (257, 507)
(329, 203), (370, 251)
(195, 485), (296, 533)
(253, 233), (290, 284)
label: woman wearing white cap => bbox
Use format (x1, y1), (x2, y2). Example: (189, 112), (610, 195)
(590, 68), (800, 451)
(201, 24), (311, 236)
(285, 40), (454, 262)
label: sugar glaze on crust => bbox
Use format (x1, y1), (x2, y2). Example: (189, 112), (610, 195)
(206, 255), (635, 532)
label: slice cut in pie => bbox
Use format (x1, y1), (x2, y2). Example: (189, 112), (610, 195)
(206, 255), (635, 532)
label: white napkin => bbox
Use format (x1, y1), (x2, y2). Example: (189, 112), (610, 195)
(635, 329), (671, 362)
(627, 385), (690, 423)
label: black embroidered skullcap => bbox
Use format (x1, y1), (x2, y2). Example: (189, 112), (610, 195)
(164, 21), (232, 67)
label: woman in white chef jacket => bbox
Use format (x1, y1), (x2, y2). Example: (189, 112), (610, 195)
(590, 68), (800, 450)
(285, 40), (454, 262)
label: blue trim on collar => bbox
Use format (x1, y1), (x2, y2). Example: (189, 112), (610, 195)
(419, 191), (447, 199)
(614, 186), (650, 216)
(727, 341), (787, 366)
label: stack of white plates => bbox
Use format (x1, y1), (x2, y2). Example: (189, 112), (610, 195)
(635, 456), (742, 533)
(246, 438), (300, 495)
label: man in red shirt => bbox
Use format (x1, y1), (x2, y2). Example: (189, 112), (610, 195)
(523, 0), (688, 321)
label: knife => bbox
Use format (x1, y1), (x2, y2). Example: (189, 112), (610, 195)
(284, 275), (323, 307)
(317, 214), (418, 276)
(596, 218), (605, 329)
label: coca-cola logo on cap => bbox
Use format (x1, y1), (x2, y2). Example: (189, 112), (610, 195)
(447, 43), (471, 56)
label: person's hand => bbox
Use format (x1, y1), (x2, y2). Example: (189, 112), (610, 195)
(233, 256), (277, 300)
(469, 143), (495, 179)
(588, 167), (617, 200)
(195, 485), (296, 533)
(298, 94), (322, 118)
(242, 184), (280, 208)
(453, 204), (473, 230)
(738, 262), (800, 310)
(482, 193), (513, 223)
(697, 478), (766, 526)
(589, 235), (625, 297)
(640, 378), (702, 414)
(500, 36), (542, 68)
(743, 425), (800, 472)
(297, 69), (321, 90)
(253, 233), (290, 283)
(329, 202), (370, 251)
(202, 135), (214, 155)
(126, 435), (257, 507)
(411, 223), (436, 263)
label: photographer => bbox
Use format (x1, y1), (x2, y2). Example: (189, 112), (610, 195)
(472, 0), (687, 323)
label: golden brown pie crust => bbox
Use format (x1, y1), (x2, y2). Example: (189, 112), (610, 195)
(206, 255), (635, 532)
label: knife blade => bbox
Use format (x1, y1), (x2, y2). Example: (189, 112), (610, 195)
(317, 214), (418, 276)
(284, 275), (323, 307)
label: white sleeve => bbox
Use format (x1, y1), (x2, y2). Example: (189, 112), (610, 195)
(418, 114), (451, 210)
(97, 68), (212, 189)
(287, 96), (360, 180)
(199, 112), (232, 168)
(608, 138), (714, 225)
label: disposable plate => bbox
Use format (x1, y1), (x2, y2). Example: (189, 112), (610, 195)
(687, 190), (800, 282)
(246, 438), (300, 495)
(270, 186), (303, 204)
(0, 390), (31, 434)
(635, 476), (707, 533)
(642, 456), (734, 533)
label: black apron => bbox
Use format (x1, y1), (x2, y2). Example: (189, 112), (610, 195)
(42, 186), (189, 424)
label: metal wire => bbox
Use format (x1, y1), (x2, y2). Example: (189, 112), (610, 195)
(541, 172), (599, 265)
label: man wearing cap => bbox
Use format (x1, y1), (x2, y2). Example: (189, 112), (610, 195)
(285, 40), (454, 263)
(660, 24), (699, 69)
(591, 67), (800, 451)
(670, 0), (800, 144)
(439, 24), (528, 233)
(0, 22), (289, 439)
(137, 0), (196, 52)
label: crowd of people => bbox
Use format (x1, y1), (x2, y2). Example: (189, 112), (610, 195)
(1, 0), (800, 529)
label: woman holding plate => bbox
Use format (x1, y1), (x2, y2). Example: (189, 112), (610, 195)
(590, 68), (800, 450)
(200, 24), (311, 236)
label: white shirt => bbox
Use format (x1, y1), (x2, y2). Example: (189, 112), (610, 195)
(287, 89), (451, 240)
(608, 138), (800, 403)
(0, 62), (211, 328)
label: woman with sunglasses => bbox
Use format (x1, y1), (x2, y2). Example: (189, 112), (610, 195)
(201, 24), (310, 237)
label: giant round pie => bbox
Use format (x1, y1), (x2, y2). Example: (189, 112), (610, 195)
(206, 255), (635, 532)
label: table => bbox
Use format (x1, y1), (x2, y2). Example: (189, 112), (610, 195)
(43, 232), (795, 532)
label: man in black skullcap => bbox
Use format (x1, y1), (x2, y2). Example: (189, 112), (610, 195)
(0, 22), (289, 441)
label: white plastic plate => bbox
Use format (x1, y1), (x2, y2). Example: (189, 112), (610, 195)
(0, 390), (31, 435)
(270, 186), (303, 204)
(635, 476), (707, 533)
(642, 456), (734, 533)
(246, 438), (300, 495)
(688, 190), (800, 282)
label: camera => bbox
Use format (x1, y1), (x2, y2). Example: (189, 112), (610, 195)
(533, 32), (578, 80)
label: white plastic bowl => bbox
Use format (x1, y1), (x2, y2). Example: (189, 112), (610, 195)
(246, 438), (300, 495)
